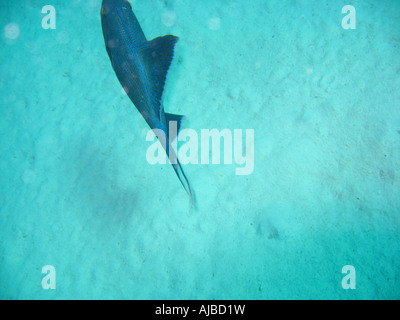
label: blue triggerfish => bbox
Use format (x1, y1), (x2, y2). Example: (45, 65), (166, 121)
(101, 0), (194, 205)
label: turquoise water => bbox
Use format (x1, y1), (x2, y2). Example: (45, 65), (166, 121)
(1, 0), (399, 299)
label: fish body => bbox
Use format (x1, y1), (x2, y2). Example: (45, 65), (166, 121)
(101, 0), (193, 204)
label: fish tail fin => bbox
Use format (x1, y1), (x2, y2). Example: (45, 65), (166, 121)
(165, 114), (195, 208)
(165, 112), (185, 145)
(174, 159), (196, 208)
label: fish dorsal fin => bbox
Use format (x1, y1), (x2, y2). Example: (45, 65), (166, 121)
(138, 35), (179, 108)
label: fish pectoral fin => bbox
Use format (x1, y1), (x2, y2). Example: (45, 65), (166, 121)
(138, 35), (179, 106)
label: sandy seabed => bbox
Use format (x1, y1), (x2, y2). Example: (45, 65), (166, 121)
(0, 0), (399, 299)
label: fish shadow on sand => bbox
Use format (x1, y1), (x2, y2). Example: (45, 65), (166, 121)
(63, 137), (137, 229)
(253, 208), (283, 240)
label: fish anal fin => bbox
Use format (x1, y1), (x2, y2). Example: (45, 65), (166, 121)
(138, 35), (179, 107)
